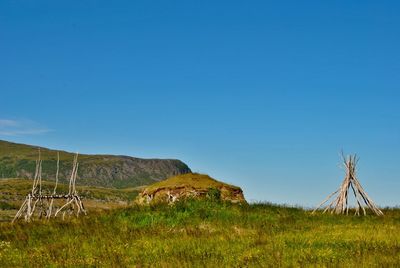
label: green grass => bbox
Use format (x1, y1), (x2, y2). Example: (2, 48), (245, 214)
(0, 200), (399, 267)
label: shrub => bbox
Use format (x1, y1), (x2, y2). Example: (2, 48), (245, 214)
(206, 187), (221, 201)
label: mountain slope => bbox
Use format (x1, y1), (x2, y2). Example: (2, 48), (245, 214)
(0, 140), (191, 188)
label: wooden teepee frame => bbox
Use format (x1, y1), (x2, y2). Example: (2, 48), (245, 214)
(13, 150), (87, 223)
(313, 154), (383, 216)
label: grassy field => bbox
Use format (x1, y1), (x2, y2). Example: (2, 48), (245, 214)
(0, 200), (399, 267)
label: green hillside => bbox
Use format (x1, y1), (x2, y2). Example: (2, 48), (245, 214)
(0, 140), (191, 188)
(0, 201), (399, 266)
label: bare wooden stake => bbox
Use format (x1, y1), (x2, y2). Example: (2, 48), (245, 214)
(13, 151), (87, 223)
(313, 153), (383, 216)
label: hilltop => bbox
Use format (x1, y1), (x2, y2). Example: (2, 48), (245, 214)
(0, 140), (191, 188)
(136, 173), (246, 204)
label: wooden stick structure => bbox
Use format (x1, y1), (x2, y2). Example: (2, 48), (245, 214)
(13, 150), (87, 223)
(313, 153), (383, 216)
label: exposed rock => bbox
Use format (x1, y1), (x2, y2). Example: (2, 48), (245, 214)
(136, 173), (246, 204)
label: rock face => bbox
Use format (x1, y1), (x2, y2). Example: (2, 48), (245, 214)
(136, 173), (246, 204)
(0, 140), (191, 188)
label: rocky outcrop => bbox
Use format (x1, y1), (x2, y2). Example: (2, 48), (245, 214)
(136, 173), (246, 204)
(0, 140), (191, 188)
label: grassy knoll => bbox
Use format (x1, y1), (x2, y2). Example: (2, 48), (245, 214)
(144, 173), (241, 192)
(137, 173), (245, 204)
(0, 200), (399, 267)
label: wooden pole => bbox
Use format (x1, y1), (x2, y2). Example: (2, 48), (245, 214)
(313, 153), (383, 216)
(13, 150), (87, 222)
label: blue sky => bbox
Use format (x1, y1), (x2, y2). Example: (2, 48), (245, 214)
(1, 1), (399, 206)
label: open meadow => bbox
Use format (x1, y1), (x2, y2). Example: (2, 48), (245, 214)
(2, 1), (400, 267)
(1, 200), (399, 267)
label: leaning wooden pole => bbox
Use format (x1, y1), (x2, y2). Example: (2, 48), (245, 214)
(13, 150), (87, 223)
(313, 154), (383, 216)
(47, 152), (60, 219)
(54, 152), (87, 218)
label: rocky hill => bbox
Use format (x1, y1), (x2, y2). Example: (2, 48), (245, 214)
(136, 173), (246, 204)
(0, 140), (191, 188)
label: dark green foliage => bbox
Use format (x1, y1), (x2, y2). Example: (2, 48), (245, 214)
(0, 202), (17, 210)
(207, 187), (221, 201)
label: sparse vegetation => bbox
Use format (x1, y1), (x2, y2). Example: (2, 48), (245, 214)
(0, 200), (399, 267)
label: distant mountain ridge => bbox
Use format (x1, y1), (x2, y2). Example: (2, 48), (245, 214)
(0, 140), (191, 188)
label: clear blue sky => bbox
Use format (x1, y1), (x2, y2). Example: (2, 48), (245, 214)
(1, 1), (399, 206)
